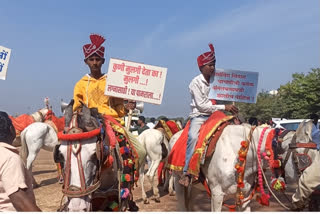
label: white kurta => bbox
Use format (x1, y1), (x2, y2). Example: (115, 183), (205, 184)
(189, 74), (225, 118)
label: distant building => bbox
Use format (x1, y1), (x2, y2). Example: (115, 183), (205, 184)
(268, 90), (278, 95)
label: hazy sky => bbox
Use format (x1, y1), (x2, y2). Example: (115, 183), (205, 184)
(1, 0), (319, 118)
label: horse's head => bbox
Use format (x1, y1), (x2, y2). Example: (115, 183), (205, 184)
(56, 100), (104, 211)
(295, 119), (313, 143)
(279, 120), (314, 183)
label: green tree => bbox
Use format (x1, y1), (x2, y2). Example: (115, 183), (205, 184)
(278, 68), (320, 118)
(236, 68), (320, 121)
(236, 91), (280, 122)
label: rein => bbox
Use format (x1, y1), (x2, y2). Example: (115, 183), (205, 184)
(251, 128), (291, 210)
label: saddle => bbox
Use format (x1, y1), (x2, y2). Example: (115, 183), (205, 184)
(154, 120), (181, 140)
(167, 111), (234, 176)
(9, 114), (35, 136)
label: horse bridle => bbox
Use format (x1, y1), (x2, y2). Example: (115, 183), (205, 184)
(61, 114), (104, 198)
(278, 130), (317, 178)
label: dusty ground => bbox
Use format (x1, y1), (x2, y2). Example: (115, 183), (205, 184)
(31, 149), (298, 212)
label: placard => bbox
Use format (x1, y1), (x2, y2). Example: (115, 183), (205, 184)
(209, 68), (259, 103)
(105, 58), (167, 105)
(0, 46), (12, 80)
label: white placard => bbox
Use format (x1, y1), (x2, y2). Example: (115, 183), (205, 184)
(209, 68), (259, 103)
(0, 46), (12, 80)
(105, 58), (167, 105)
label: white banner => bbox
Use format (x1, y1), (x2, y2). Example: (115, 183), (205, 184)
(0, 46), (12, 80)
(105, 58), (167, 105)
(209, 68), (259, 103)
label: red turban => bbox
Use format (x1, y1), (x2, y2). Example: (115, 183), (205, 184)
(83, 34), (106, 59)
(197, 43), (215, 68)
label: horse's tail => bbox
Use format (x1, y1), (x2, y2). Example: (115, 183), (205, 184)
(161, 133), (169, 160)
(20, 129), (29, 165)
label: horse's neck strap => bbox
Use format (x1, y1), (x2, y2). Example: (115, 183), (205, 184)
(289, 142), (317, 149)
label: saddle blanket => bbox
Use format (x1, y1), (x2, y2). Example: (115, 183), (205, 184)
(9, 114), (35, 135)
(167, 111), (234, 176)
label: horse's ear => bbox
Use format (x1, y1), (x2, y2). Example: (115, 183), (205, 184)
(69, 99), (74, 106)
(64, 99), (74, 128)
(306, 120), (314, 141)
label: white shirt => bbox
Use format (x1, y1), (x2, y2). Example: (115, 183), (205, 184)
(146, 122), (155, 129)
(189, 74), (225, 118)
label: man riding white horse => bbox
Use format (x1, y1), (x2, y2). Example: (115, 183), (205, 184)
(179, 43), (238, 187)
(71, 33), (146, 211)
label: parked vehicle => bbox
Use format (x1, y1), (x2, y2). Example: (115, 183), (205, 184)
(272, 118), (320, 130)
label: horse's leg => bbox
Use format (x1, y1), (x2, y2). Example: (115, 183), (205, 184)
(168, 172), (175, 196)
(56, 163), (64, 184)
(146, 159), (161, 202)
(26, 149), (40, 188)
(139, 158), (149, 204)
(163, 169), (175, 196)
(173, 172), (187, 211)
(210, 185), (224, 212)
(163, 168), (169, 192)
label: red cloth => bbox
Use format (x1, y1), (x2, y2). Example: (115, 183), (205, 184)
(197, 43), (215, 68)
(167, 111), (229, 176)
(158, 162), (165, 184)
(9, 114), (34, 134)
(44, 110), (65, 132)
(166, 121), (180, 135)
(83, 34), (105, 59)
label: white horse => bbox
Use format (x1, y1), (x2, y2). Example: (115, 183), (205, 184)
(278, 120), (320, 210)
(20, 122), (60, 187)
(55, 101), (134, 212)
(12, 108), (49, 147)
(171, 124), (296, 211)
(137, 129), (169, 204)
(280, 120), (318, 182)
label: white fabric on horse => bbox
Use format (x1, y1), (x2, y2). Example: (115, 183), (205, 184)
(125, 130), (146, 168)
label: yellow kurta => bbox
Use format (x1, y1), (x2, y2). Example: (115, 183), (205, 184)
(73, 74), (125, 119)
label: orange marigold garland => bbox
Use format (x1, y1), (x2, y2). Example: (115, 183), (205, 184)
(235, 140), (250, 206)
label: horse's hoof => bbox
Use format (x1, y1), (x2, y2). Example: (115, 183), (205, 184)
(154, 198), (160, 203)
(143, 199), (149, 204)
(33, 184), (40, 189)
(169, 191), (176, 196)
(58, 178), (64, 184)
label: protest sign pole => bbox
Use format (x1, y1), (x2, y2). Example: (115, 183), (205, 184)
(126, 109), (133, 130)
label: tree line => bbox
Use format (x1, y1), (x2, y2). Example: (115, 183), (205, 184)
(236, 68), (320, 121)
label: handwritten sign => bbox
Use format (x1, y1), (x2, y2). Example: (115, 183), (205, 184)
(209, 68), (259, 103)
(105, 58), (167, 105)
(0, 46), (12, 80)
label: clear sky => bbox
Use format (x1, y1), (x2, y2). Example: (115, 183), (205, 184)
(1, 0), (319, 118)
